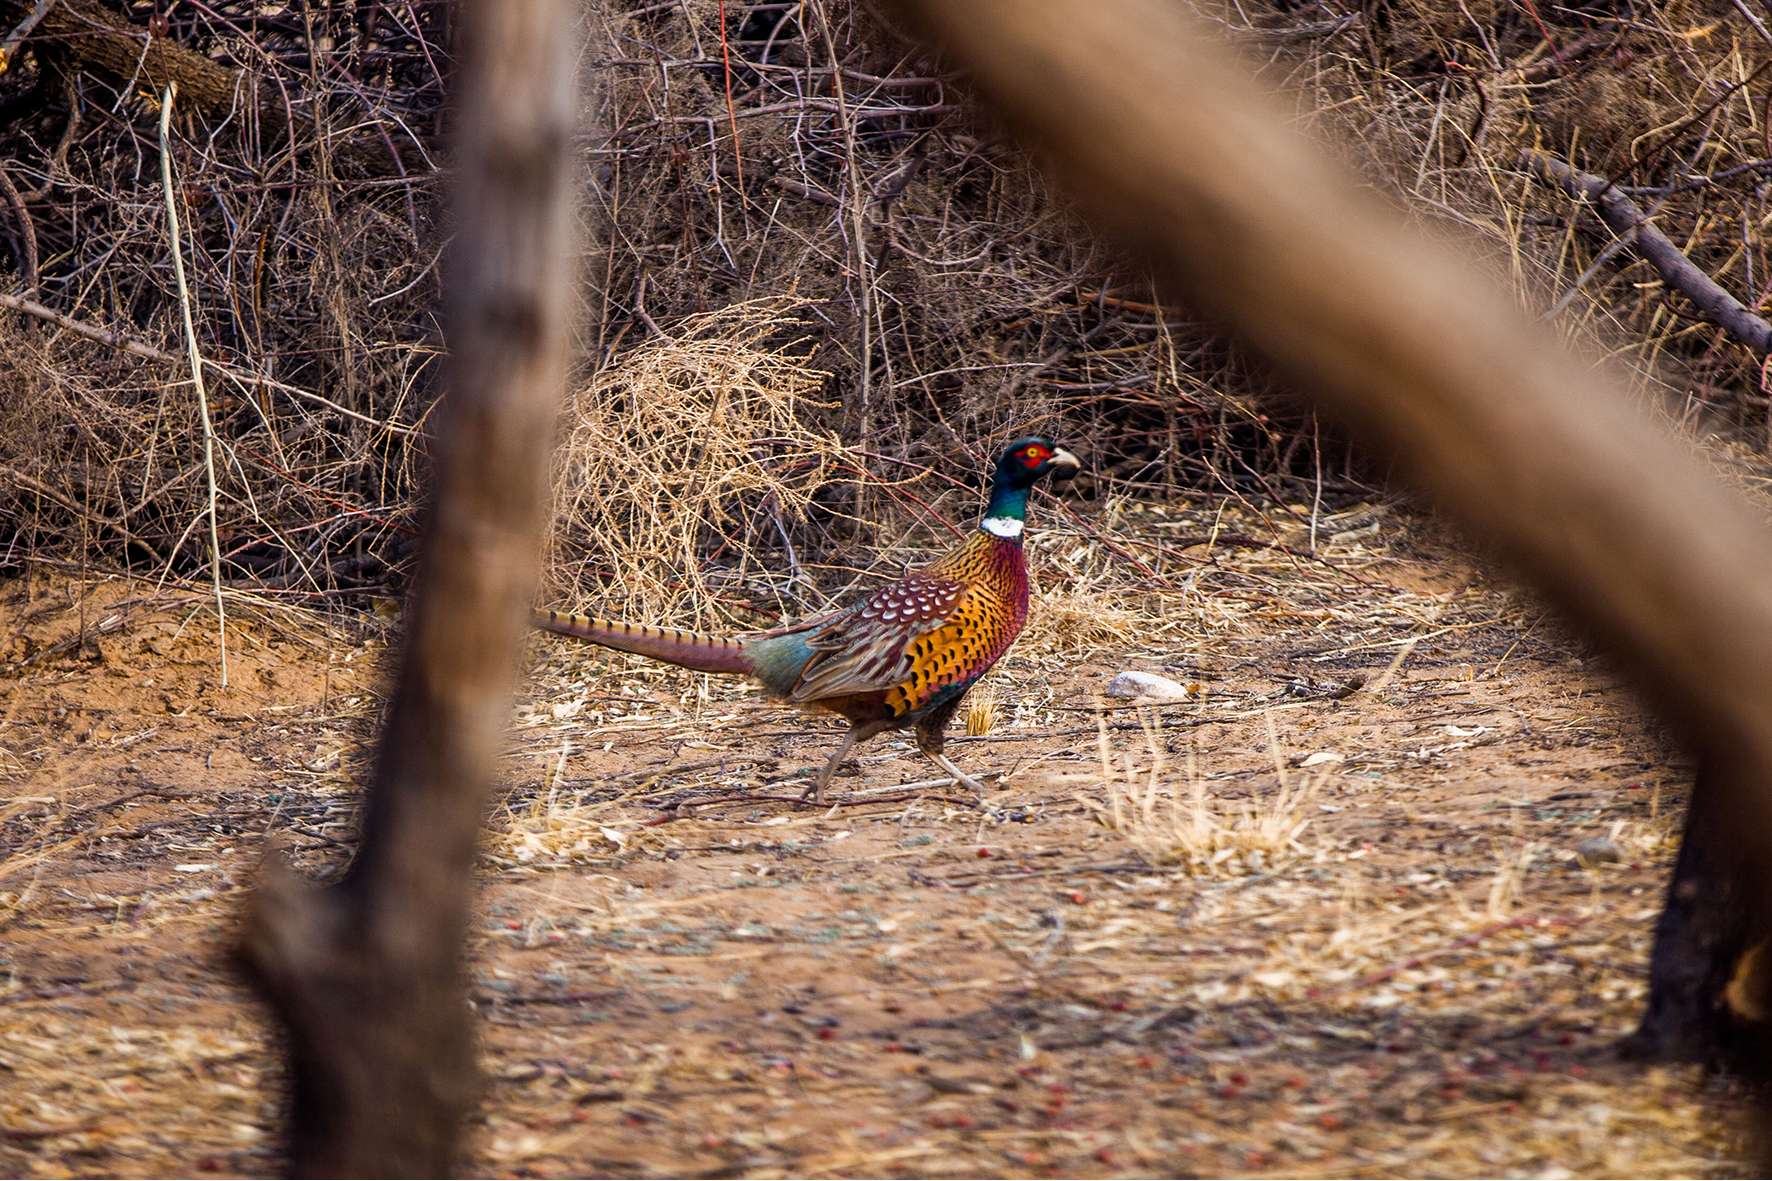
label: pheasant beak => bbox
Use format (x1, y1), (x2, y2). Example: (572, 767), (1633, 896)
(1048, 447), (1081, 482)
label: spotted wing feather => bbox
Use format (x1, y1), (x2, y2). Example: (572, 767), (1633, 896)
(787, 573), (965, 705)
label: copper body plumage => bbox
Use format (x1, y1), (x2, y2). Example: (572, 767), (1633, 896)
(874, 532), (1030, 718)
(534, 437), (1080, 801)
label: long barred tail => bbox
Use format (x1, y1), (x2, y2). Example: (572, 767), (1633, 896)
(529, 609), (754, 675)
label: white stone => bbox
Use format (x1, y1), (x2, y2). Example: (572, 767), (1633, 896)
(1104, 670), (1192, 701)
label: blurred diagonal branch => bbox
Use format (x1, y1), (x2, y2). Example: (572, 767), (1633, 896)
(882, 0), (1772, 1066)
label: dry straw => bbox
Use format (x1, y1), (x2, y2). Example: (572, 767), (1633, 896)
(543, 297), (859, 628)
(1085, 710), (1320, 875)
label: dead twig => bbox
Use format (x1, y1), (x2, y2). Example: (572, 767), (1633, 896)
(0, 291), (416, 436)
(0, 0), (52, 73)
(1521, 150), (1772, 357)
(0, 164), (36, 293)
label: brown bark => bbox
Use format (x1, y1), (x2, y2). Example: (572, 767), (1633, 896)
(1622, 760), (1771, 1064)
(2, 0), (399, 172)
(880, 0), (1772, 1061)
(2, 0), (239, 113)
(235, 0), (581, 1175)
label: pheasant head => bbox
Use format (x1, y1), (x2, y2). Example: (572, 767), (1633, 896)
(981, 436), (1080, 538)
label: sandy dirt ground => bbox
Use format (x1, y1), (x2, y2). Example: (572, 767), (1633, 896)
(0, 503), (1751, 1178)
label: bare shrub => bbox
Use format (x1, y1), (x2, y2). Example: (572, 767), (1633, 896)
(5, 0), (1770, 600)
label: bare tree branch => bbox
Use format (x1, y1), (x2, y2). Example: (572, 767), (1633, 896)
(1522, 149), (1772, 356)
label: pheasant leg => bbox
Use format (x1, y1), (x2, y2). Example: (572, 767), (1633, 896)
(802, 727), (861, 804)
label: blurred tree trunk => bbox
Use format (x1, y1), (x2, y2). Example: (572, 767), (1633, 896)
(1627, 761), (1772, 1066)
(235, 1), (581, 1175)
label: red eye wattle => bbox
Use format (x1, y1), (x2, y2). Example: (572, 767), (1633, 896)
(1021, 446), (1048, 467)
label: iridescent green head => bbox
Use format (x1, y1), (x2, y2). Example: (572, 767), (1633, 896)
(982, 436), (1081, 533)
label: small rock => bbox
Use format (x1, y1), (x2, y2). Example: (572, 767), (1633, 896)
(1574, 836), (1623, 866)
(1297, 751), (1345, 768)
(1105, 670), (1192, 701)
(926, 1074), (985, 1095)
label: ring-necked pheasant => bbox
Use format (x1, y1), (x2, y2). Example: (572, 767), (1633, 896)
(533, 437), (1081, 801)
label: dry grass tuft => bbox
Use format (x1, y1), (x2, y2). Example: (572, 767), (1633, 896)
(542, 298), (860, 628)
(1483, 839), (1544, 918)
(1602, 814), (1680, 861)
(488, 804), (659, 871)
(1020, 515), (1179, 657)
(1024, 581), (1151, 655)
(1083, 711), (1320, 875)
(964, 679), (1000, 736)
(482, 738), (642, 869)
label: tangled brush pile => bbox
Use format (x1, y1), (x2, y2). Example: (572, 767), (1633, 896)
(544, 298), (862, 629)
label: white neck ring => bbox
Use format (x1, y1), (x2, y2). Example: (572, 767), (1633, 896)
(981, 516), (1024, 539)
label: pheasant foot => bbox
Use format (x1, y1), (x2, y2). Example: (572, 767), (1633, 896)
(800, 727), (861, 805)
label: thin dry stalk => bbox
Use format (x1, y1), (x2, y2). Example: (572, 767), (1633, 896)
(1485, 841), (1543, 918)
(963, 678), (999, 736)
(157, 81), (226, 689)
(812, 0), (875, 522)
